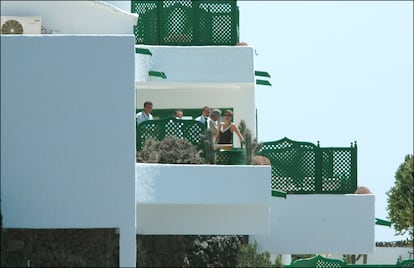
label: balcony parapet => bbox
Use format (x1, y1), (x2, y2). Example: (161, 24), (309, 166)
(135, 163), (271, 234)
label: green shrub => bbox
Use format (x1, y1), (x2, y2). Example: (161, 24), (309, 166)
(137, 136), (204, 164)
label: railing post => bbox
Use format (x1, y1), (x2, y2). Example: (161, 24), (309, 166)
(136, 123), (140, 151)
(156, 1), (161, 45)
(351, 141), (358, 193)
(315, 141), (322, 193)
(194, 0), (199, 45)
(233, 3), (240, 45)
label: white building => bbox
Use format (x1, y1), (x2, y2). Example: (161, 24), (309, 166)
(1, 1), (376, 267)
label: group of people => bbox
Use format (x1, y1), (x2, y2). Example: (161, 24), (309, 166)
(194, 106), (244, 146)
(136, 102), (244, 146)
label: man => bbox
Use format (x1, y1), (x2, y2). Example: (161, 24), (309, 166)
(195, 106), (212, 127)
(209, 108), (222, 135)
(174, 109), (183, 119)
(136, 101), (153, 125)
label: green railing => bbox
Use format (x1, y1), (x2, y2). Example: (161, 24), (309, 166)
(257, 137), (357, 194)
(286, 255), (413, 268)
(288, 255), (346, 267)
(136, 117), (206, 151)
(131, 0), (239, 45)
(215, 148), (246, 165)
(137, 127), (357, 194)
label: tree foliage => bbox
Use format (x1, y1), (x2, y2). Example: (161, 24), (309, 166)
(237, 241), (275, 268)
(386, 154), (414, 238)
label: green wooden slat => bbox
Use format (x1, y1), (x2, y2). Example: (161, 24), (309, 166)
(136, 48), (152, 56)
(256, 79), (272, 86)
(148, 71), (167, 79)
(255, 70), (271, 78)
(272, 190), (287, 199)
(375, 218), (392, 227)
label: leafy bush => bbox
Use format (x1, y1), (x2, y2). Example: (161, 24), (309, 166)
(189, 235), (245, 267)
(137, 136), (204, 164)
(200, 129), (216, 164)
(137, 235), (246, 267)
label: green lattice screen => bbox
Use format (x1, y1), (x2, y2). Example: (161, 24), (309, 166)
(132, 1), (158, 44)
(131, 0), (239, 45)
(287, 257), (414, 268)
(257, 137), (357, 194)
(289, 255), (346, 268)
(396, 259), (414, 268)
(136, 117), (206, 151)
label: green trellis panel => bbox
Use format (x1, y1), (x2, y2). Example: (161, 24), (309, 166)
(288, 255), (347, 267)
(286, 257), (414, 268)
(131, 0), (239, 46)
(132, 1), (159, 45)
(136, 117), (206, 151)
(257, 137), (357, 194)
(215, 149), (246, 165)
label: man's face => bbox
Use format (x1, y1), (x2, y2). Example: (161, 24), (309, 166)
(202, 108), (211, 117)
(211, 113), (219, 121)
(144, 104), (153, 114)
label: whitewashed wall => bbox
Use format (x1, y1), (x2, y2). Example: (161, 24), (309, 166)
(251, 194), (376, 254)
(135, 45), (256, 147)
(135, 46), (254, 84)
(330, 247), (413, 264)
(365, 247), (413, 264)
(0, 1), (138, 34)
(136, 163), (271, 235)
(1, 35), (136, 267)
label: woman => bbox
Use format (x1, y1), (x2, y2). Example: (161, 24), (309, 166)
(216, 110), (244, 147)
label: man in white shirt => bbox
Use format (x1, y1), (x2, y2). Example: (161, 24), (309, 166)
(136, 101), (153, 124)
(195, 106), (212, 128)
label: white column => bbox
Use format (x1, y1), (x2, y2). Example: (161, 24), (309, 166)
(281, 254), (292, 265)
(119, 226), (136, 267)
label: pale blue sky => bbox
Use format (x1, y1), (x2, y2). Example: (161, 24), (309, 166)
(109, 1), (413, 242)
(238, 1), (413, 243)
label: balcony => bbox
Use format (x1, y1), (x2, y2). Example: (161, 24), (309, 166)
(135, 119), (375, 253)
(136, 119), (358, 194)
(131, 0), (239, 46)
